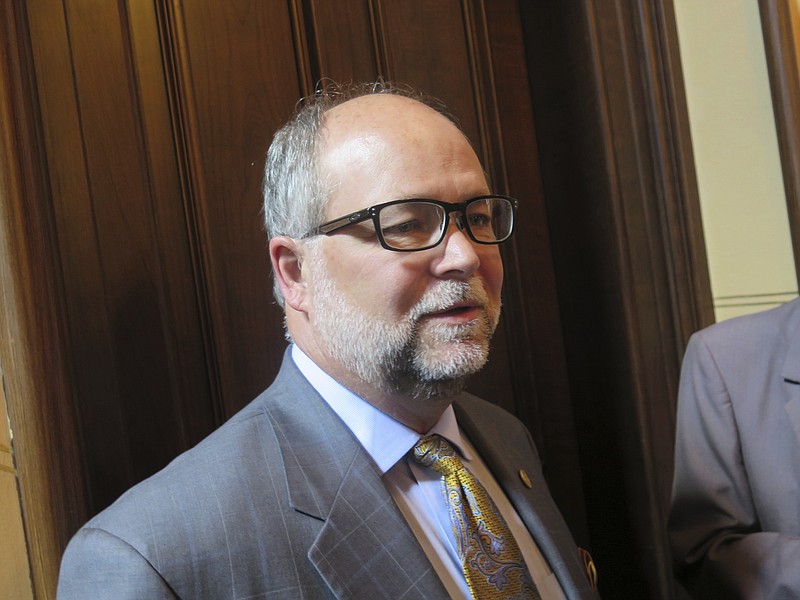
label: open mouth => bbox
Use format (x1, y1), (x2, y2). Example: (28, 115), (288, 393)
(441, 305), (474, 316)
(427, 303), (481, 319)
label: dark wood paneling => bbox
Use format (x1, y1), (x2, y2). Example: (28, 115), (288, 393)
(160, 0), (304, 419)
(307, 0), (379, 82)
(760, 0), (800, 286)
(1, 0), (713, 598)
(482, 0), (590, 545)
(0, 4), (88, 599)
(378, 0), (483, 153)
(23, 0), (219, 514)
(128, 0), (217, 448)
(520, 1), (710, 598)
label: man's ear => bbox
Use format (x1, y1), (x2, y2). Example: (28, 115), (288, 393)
(269, 236), (310, 312)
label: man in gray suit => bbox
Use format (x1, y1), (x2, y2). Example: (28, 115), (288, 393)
(58, 82), (597, 599)
(669, 297), (800, 599)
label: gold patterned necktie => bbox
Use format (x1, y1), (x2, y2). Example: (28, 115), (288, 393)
(411, 434), (541, 600)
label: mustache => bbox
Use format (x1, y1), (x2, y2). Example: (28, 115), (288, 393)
(407, 279), (490, 321)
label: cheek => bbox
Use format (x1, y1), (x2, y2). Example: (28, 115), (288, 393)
(321, 246), (426, 313)
(379, 267), (431, 314)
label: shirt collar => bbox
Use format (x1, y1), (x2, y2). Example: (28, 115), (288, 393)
(291, 344), (471, 473)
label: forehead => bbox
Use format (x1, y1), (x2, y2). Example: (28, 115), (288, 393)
(324, 94), (448, 133)
(318, 96), (488, 214)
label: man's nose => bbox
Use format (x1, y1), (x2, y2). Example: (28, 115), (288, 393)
(431, 218), (481, 279)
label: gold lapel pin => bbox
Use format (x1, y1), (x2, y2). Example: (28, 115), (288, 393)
(519, 469), (532, 489)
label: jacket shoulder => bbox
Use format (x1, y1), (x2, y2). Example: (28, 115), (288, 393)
(694, 297), (800, 348)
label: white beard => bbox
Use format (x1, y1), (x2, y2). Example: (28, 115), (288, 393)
(308, 249), (500, 401)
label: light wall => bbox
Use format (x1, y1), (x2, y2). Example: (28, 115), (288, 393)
(674, 0), (798, 322)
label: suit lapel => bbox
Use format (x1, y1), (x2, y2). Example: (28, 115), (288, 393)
(264, 353), (448, 599)
(308, 449), (448, 599)
(454, 397), (596, 599)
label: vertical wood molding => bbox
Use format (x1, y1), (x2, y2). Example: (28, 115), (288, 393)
(582, 3), (684, 592)
(126, 0), (219, 451)
(520, 0), (710, 597)
(290, 0), (316, 91)
(155, 1), (301, 419)
(480, 0), (591, 543)
(155, 0), (228, 426)
(0, 3), (88, 598)
(583, 0), (711, 595)
(461, 0), (503, 175)
(759, 0), (800, 285)
(368, 0), (391, 77)
(649, 0), (716, 337)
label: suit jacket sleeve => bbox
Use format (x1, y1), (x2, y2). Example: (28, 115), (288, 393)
(58, 526), (178, 599)
(668, 332), (800, 599)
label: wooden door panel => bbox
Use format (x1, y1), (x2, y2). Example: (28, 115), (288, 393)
(127, 0), (216, 447)
(25, 0), (218, 511)
(4, 0), (591, 596)
(65, 1), (189, 492)
(379, 1), (483, 156)
(161, 0), (306, 418)
(309, 0), (379, 81)
(26, 2), (125, 504)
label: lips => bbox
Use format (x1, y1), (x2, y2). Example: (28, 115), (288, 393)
(408, 279), (491, 324)
(425, 302), (482, 320)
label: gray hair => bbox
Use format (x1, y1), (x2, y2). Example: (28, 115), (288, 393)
(262, 80), (455, 307)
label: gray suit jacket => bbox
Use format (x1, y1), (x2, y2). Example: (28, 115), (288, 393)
(669, 298), (800, 599)
(59, 350), (597, 599)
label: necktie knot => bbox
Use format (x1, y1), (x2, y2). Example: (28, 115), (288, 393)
(411, 434), (463, 477)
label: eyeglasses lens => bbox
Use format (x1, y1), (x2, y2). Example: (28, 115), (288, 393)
(378, 202), (445, 250)
(466, 197), (513, 243)
(377, 197), (513, 250)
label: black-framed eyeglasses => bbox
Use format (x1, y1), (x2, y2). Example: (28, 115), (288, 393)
(307, 195), (518, 252)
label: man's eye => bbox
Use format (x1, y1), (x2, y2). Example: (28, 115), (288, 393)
(468, 214), (491, 228)
(384, 220), (422, 235)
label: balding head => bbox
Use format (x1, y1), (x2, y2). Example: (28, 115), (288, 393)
(262, 83), (468, 307)
(319, 95), (476, 200)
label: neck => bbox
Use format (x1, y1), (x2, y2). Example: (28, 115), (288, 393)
(293, 336), (457, 434)
(348, 380), (455, 433)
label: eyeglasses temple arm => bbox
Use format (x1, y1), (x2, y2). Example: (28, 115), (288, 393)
(312, 209), (371, 235)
